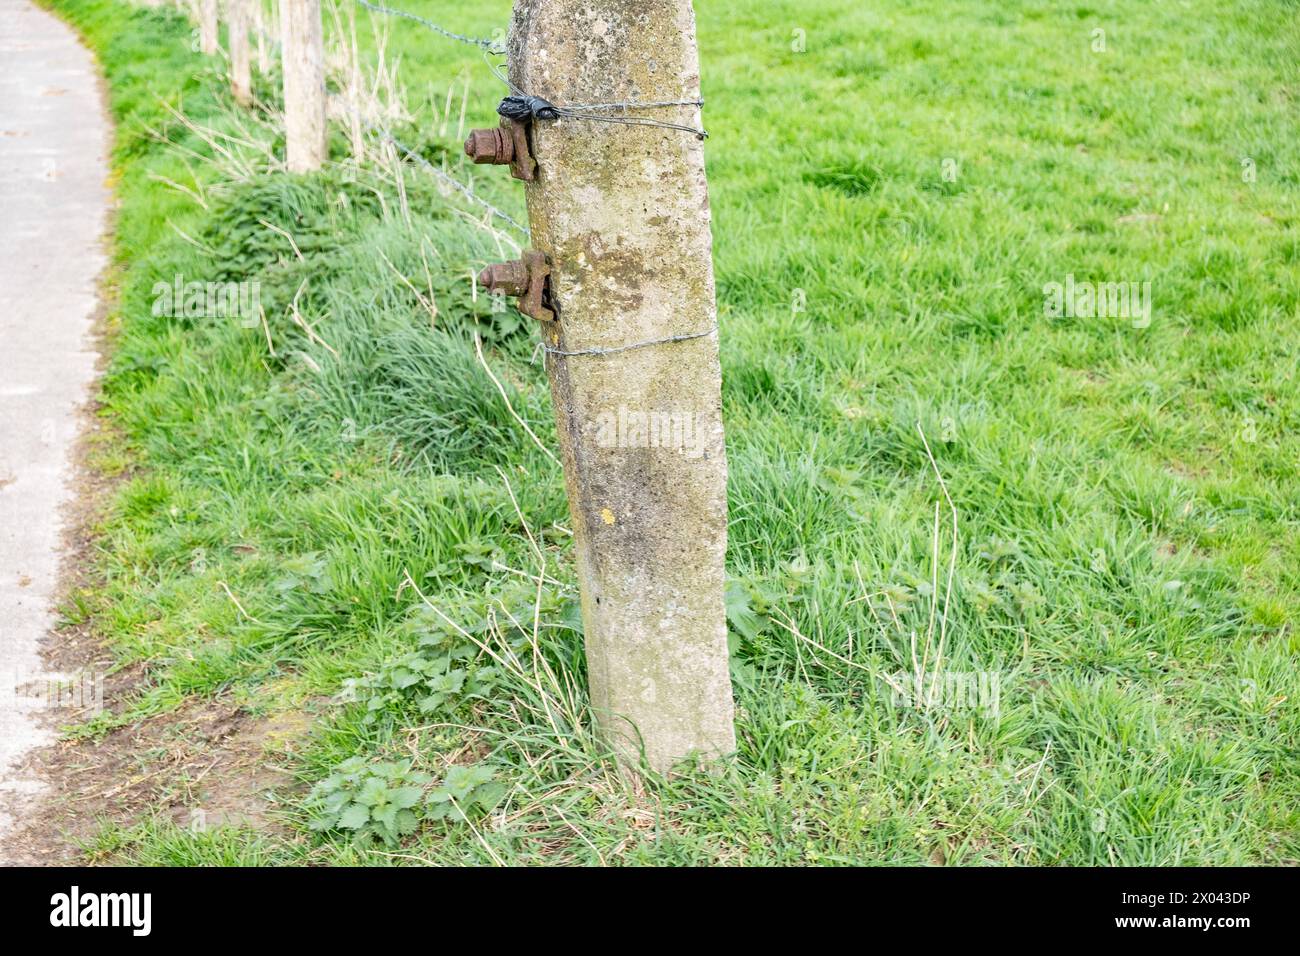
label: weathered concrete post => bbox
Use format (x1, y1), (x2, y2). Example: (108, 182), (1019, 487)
(507, 0), (734, 771)
(227, 0), (252, 105)
(279, 0), (326, 172)
(198, 0), (219, 54)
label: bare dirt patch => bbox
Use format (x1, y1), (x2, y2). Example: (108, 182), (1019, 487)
(1, 689), (313, 864)
(0, 398), (314, 863)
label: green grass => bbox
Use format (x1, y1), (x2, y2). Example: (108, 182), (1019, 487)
(43, 0), (1299, 865)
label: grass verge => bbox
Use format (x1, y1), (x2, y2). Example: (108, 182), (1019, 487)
(34, 0), (1300, 864)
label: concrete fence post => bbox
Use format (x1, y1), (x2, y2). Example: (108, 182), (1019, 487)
(505, 0), (735, 772)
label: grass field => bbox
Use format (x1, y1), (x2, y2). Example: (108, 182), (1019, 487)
(41, 0), (1299, 864)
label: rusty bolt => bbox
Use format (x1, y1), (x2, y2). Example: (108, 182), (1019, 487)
(464, 119), (536, 182)
(464, 126), (514, 166)
(477, 259), (530, 297)
(478, 251), (553, 322)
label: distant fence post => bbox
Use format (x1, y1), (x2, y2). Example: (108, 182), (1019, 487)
(228, 0), (252, 104)
(254, 0), (272, 75)
(199, 0), (219, 54)
(280, 0), (327, 172)
(495, 0), (734, 772)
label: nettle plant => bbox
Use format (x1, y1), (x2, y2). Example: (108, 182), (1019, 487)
(314, 585), (576, 844)
(308, 758), (429, 846)
(343, 607), (503, 725)
(343, 578), (582, 727)
(307, 757), (505, 846)
(425, 763), (506, 822)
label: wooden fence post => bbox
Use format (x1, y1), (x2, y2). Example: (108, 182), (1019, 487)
(505, 0), (734, 771)
(280, 0), (327, 172)
(199, 0), (219, 54)
(228, 0), (252, 105)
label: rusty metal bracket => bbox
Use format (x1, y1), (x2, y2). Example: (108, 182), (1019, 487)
(478, 250), (554, 322)
(463, 117), (536, 182)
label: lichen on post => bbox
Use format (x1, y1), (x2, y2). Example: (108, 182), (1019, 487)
(508, 0), (735, 772)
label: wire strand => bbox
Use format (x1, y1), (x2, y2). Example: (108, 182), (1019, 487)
(354, 0), (501, 51)
(543, 325), (718, 358)
(341, 3), (706, 135)
(487, 52), (707, 139)
(371, 128), (530, 235)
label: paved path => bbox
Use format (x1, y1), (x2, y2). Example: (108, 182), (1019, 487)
(0, 0), (109, 854)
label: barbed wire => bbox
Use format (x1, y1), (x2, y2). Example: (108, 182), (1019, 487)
(346, 1), (706, 137)
(353, 0), (501, 51)
(371, 127), (529, 235)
